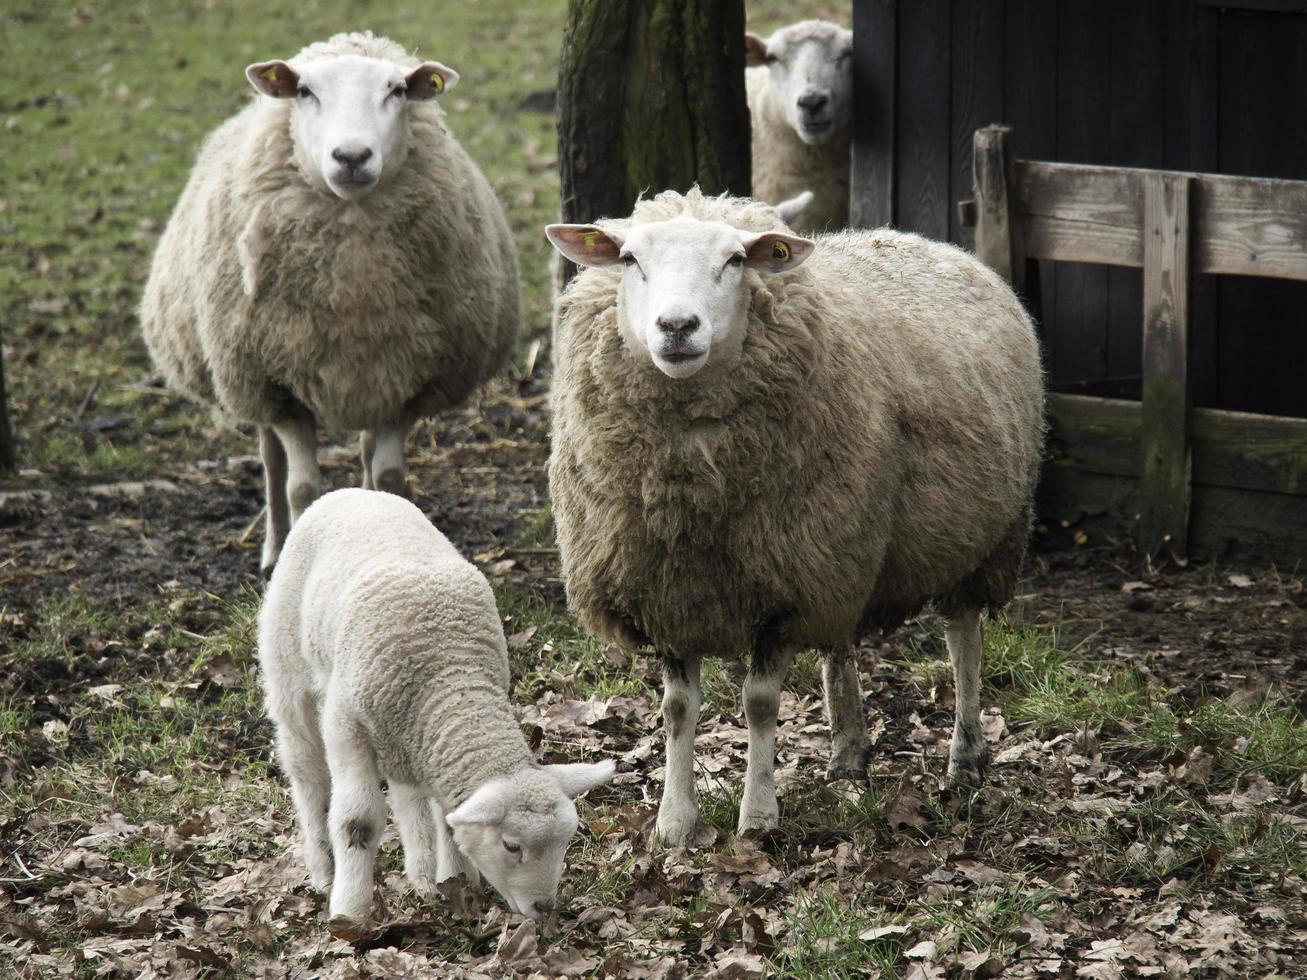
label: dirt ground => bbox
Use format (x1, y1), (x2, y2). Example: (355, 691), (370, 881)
(4, 378), (1305, 977)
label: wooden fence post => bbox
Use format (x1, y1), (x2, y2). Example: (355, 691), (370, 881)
(971, 125), (1024, 293)
(1140, 172), (1194, 558)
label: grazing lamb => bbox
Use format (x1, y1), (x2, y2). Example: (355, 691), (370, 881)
(259, 488), (614, 929)
(545, 189), (1043, 845)
(745, 19), (853, 233)
(141, 32), (519, 575)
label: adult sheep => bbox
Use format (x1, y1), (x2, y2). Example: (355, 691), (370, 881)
(141, 31), (519, 575)
(545, 189), (1043, 845)
(745, 19), (853, 233)
(260, 489), (614, 930)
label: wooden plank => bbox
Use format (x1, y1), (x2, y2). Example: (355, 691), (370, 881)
(1018, 163), (1144, 266)
(850, 0), (897, 228)
(1053, 0), (1112, 389)
(1197, 0), (1307, 12)
(1106, 2), (1163, 385)
(1014, 162), (1307, 281)
(972, 126), (1023, 291)
(1163, 0), (1219, 411)
(1002, 0), (1058, 343)
(1140, 172), (1194, 557)
(1196, 174), (1307, 281)
(1215, 7), (1307, 419)
(948, 0), (1004, 249)
(895, 0), (951, 240)
(1047, 393), (1307, 498)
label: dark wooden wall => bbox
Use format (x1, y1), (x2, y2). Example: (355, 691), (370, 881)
(851, 0), (1307, 418)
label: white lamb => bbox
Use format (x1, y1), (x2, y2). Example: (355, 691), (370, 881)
(546, 189), (1043, 844)
(140, 32), (519, 576)
(258, 488), (614, 930)
(745, 20), (854, 233)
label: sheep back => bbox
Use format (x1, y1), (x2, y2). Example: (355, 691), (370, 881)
(746, 68), (849, 233)
(259, 488), (530, 792)
(549, 190), (1043, 660)
(141, 37), (518, 431)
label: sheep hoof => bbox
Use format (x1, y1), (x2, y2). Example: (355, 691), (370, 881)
(946, 742), (990, 792)
(655, 806), (697, 847)
(737, 811), (780, 835)
(826, 745), (872, 783)
(327, 914), (374, 943)
(406, 872), (439, 898)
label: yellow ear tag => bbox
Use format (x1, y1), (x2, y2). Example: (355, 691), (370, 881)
(263, 67), (279, 83)
(772, 240), (791, 261)
(430, 73), (444, 93)
(581, 231), (599, 249)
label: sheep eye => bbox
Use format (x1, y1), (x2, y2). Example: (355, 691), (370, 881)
(296, 86), (313, 100)
(620, 254), (642, 275)
(727, 254), (744, 268)
(390, 85), (406, 100)
(503, 840), (522, 855)
(765, 53), (780, 65)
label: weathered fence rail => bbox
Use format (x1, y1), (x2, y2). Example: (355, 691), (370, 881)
(962, 125), (1307, 564)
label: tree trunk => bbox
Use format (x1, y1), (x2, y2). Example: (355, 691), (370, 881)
(0, 326), (14, 473)
(557, 0), (750, 274)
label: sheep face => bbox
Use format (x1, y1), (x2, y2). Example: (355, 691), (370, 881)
(746, 21), (853, 146)
(445, 761), (614, 919)
(245, 54), (458, 201)
(547, 218), (814, 379)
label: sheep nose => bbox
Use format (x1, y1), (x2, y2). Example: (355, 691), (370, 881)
(798, 92), (829, 114)
(657, 315), (700, 336)
(332, 146), (374, 169)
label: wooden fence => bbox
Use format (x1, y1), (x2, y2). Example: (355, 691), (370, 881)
(961, 125), (1307, 564)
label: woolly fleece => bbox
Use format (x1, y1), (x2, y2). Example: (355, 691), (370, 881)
(549, 189), (1044, 663)
(258, 488), (554, 814)
(746, 21), (850, 233)
(140, 31), (518, 432)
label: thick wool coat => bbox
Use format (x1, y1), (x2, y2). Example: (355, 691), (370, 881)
(549, 189), (1044, 663)
(140, 32), (518, 431)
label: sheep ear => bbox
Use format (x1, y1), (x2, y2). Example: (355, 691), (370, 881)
(446, 785), (506, 827)
(545, 760), (616, 799)
(246, 60), (299, 98)
(406, 61), (459, 100)
(741, 231), (815, 274)
(744, 32), (770, 67)
(546, 224), (624, 268)
(775, 190), (814, 227)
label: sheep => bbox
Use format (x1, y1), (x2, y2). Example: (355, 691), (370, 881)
(745, 19), (853, 233)
(140, 31), (519, 576)
(545, 188), (1043, 845)
(258, 487), (615, 930)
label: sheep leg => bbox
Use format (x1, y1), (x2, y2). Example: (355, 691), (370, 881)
(359, 431), (376, 490)
(739, 648), (794, 834)
(430, 799), (480, 886)
(823, 649), (870, 781)
(258, 426), (290, 577)
(364, 416), (411, 497)
(272, 698), (334, 890)
(945, 608), (989, 790)
(322, 701), (385, 924)
(655, 654), (701, 846)
(390, 782), (439, 896)
(272, 413), (321, 523)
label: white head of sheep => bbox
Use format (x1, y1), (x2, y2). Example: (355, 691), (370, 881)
(745, 20), (853, 146)
(547, 217), (814, 379)
(245, 53), (458, 200)
(445, 761), (614, 919)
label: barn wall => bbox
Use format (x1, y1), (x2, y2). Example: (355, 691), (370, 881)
(851, 0), (1307, 418)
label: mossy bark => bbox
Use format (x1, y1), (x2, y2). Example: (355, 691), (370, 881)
(557, 0), (750, 257)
